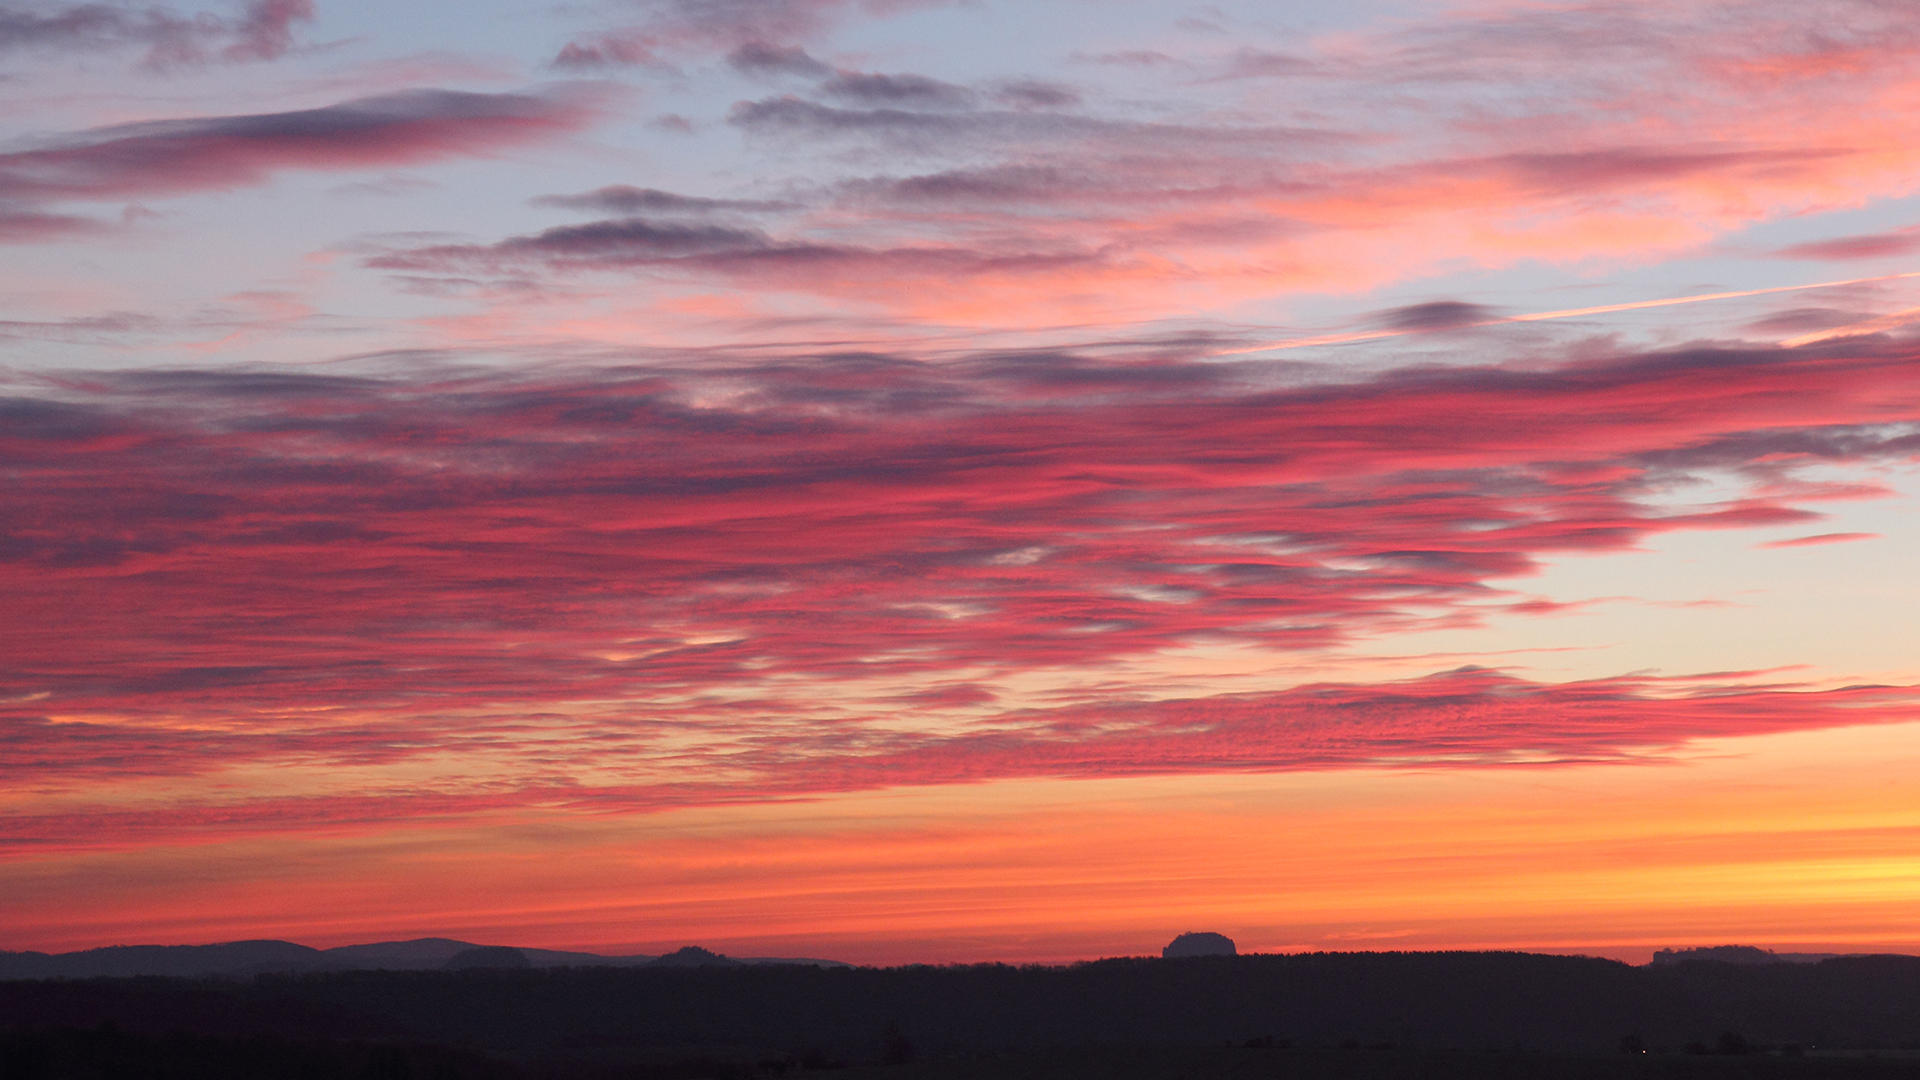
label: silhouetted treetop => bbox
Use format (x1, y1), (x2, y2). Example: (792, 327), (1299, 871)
(647, 946), (740, 968)
(1164, 933), (1237, 958)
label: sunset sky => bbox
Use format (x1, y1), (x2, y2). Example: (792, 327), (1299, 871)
(4, 0), (1919, 965)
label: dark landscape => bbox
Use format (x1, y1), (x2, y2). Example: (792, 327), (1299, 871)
(6, 946), (1920, 1079)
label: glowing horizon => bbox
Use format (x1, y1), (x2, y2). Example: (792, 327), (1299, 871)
(3, 0), (1919, 964)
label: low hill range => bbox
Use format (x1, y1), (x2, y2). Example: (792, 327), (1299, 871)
(0, 938), (1876, 981)
(0, 938), (847, 980)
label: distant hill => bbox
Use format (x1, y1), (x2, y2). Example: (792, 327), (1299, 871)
(0, 940), (331, 980)
(320, 938), (490, 968)
(319, 938), (659, 972)
(0, 939), (849, 979)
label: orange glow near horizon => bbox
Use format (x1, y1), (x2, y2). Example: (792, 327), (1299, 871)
(7, 721), (1918, 965)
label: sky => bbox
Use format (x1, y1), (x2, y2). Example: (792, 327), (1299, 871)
(2, 0), (1919, 966)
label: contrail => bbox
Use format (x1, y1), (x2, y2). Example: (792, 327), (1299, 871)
(1222, 270), (1920, 355)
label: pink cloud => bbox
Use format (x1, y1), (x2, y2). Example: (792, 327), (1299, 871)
(1775, 229), (1920, 261)
(366, 115), (1920, 323)
(0, 208), (106, 242)
(1758, 531), (1881, 549)
(384, 0), (1920, 327)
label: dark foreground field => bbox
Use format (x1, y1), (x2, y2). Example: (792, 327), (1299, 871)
(7, 952), (1920, 1079)
(9, 1035), (1920, 1080)
(843, 1048), (1920, 1080)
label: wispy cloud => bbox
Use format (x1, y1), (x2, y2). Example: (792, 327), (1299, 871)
(0, 87), (602, 244)
(0, 0), (312, 67)
(1775, 227), (1920, 261)
(725, 40), (833, 77)
(3, 88), (596, 202)
(6, 667), (1916, 851)
(819, 71), (975, 110)
(363, 0), (1920, 327)
(532, 184), (794, 215)
(1758, 531), (1880, 549)
(552, 0), (952, 69)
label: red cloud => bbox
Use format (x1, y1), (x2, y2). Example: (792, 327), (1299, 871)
(4, 670), (1916, 852)
(2, 338), (1919, 851)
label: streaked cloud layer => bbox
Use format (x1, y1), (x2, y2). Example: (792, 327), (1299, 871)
(2, 0), (1918, 959)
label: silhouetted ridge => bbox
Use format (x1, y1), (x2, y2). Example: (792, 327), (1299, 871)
(0, 940), (330, 979)
(0, 938), (846, 979)
(322, 937), (484, 969)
